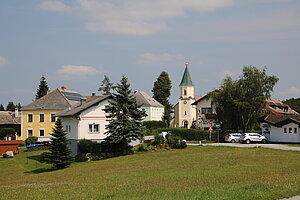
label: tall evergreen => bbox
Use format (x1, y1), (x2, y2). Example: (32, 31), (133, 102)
(103, 75), (147, 154)
(152, 71), (172, 125)
(41, 118), (72, 169)
(0, 104), (4, 111)
(36, 75), (49, 100)
(98, 75), (115, 95)
(6, 102), (15, 111)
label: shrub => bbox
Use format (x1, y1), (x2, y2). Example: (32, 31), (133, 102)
(166, 134), (187, 149)
(133, 143), (155, 152)
(155, 128), (215, 141)
(153, 135), (165, 147)
(78, 139), (101, 153)
(143, 121), (167, 130)
(25, 136), (38, 146)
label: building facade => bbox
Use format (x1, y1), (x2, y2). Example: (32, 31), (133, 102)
(19, 87), (83, 141)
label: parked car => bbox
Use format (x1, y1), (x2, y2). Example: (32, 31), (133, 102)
(239, 133), (267, 144)
(224, 133), (242, 143)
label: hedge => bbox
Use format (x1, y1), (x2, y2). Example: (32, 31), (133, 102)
(142, 121), (167, 130)
(154, 128), (218, 141)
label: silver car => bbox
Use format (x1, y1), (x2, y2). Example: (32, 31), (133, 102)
(239, 133), (267, 144)
(225, 133), (242, 143)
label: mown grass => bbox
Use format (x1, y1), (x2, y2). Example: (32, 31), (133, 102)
(1, 146), (300, 200)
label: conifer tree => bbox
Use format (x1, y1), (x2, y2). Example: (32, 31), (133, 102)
(152, 71), (172, 125)
(36, 75), (49, 100)
(6, 102), (15, 111)
(0, 104), (4, 111)
(41, 118), (72, 169)
(98, 75), (115, 95)
(103, 75), (147, 154)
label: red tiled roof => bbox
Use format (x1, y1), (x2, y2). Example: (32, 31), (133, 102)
(0, 140), (23, 145)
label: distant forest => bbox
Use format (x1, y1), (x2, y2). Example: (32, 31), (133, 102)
(283, 98), (300, 114)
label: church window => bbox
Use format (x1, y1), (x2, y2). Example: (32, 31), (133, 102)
(184, 111), (187, 115)
(184, 90), (187, 95)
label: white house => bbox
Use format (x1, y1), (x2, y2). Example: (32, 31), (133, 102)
(259, 115), (300, 143)
(56, 95), (110, 156)
(191, 90), (221, 130)
(131, 91), (164, 121)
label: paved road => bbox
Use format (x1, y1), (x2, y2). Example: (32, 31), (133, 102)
(187, 142), (300, 151)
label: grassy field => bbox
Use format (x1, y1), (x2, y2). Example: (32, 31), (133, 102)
(1, 146), (300, 200)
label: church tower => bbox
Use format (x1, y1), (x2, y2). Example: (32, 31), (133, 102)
(172, 63), (197, 128)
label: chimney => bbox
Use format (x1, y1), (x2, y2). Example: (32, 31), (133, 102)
(80, 97), (87, 106)
(61, 86), (67, 90)
(15, 107), (19, 118)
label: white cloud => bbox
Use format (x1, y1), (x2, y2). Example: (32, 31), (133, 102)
(56, 65), (101, 80)
(36, 0), (72, 12)
(37, 0), (233, 35)
(218, 70), (236, 79)
(0, 56), (9, 68)
(138, 53), (186, 65)
(280, 86), (300, 96)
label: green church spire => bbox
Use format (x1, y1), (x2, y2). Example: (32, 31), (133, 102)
(179, 63), (194, 86)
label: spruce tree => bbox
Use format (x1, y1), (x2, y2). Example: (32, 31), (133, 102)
(98, 75), (115, 95)
(41, 118), (72, 169)
(36, 75), (49, 100)
(152, 71), (172, 125)
(6, 102), (15, 111)
(0, 104), (4, 111)
(103, 75), (147, 154)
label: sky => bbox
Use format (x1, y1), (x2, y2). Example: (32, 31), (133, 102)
(1, 0), (300, 107)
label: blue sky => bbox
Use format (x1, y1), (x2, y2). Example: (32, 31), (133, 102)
(1, 0), (300, 107)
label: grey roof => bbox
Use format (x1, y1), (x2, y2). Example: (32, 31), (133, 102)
(179, 64), (194, 87)
(0, 111), (20, 125)
(259, 115), (300, 127)
(132, 91), (164, 107)
(56, 95), (110, 117)
(21, 88), (84, 111)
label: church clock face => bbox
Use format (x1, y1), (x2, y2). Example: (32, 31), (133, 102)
(183, 101), (187, 104)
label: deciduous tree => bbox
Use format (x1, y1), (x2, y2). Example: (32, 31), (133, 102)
(210, 66), (278, 132)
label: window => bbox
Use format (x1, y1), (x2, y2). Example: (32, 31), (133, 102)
(69, 125), (71, 132)
(201, 107), (212, 114)
(40, 129), (44, 136)
(294, 128), (298, 134)
(289, 128), (293, 133)
(40, 113), (44, 122)
(28, 114), (33, 122)
(51, 113), (56, 122)
(184, 111), (187, 115)
(28, 129), (33, 137)
(284, 128), (287, 133)
(89, 124), (100, 133)
(184, 90), (187, 95)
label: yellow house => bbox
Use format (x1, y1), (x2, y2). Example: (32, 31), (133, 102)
(18, 87), (84, 141)
(170, 63), (201, 128)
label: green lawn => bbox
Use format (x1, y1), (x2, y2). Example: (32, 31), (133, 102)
(1, 146), (300, 200)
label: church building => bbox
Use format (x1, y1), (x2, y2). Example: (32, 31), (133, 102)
(170, 63), (201, 128)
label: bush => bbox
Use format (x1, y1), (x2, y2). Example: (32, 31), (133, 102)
(155, 128), (215, 141)
(154, 135), (165, 147)
(143, 121), (167, 130)
(78, 139), (101, 153)
(133, 143), (155, 152)
(166, 134), (187, 149)
(25, 136), (38, 146)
